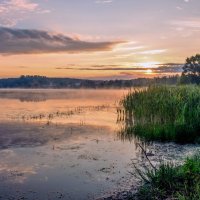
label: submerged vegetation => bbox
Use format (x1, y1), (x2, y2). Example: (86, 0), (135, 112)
(134, 153), (200, 200)
(120, 85), (200, 144)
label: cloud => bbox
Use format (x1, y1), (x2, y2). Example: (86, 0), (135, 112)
(176, 6), (183, 10)
(95, 0), (113, 4)
(137, 49), (167, 55)
(56, 64), (183, 73)
(0, 0), (49, 27)
(170, 19), (200, 29)
(0, 27), (123, 55)
(157, 63), (184, 66)
(156, 66), (183, 73)
(56, 66), (147, 71)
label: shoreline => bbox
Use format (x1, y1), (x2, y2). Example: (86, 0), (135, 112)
(97, 142), (200, 200)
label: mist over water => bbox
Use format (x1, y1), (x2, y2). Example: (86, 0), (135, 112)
(0, 89), (139, 200)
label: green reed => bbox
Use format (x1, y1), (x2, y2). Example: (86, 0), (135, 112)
(120, 85), (200, 143)
(135, 153), (200, 200)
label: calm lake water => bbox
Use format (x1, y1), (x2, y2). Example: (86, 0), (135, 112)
(0, 89), (139, 200)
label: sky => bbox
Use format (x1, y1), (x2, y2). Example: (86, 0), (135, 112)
(0, 0), (199, 80)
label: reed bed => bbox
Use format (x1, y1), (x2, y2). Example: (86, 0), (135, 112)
(120, 85), (200, 143)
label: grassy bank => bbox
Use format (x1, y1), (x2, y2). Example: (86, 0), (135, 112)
(134, 153), (200, 200)
(120, 85), (200, 144)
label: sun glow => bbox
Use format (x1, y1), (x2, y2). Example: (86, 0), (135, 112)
(146, 69), (153, 74)
(138, 62), (160, 68)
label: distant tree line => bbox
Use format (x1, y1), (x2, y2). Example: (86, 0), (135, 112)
(0, 75), (179, 89)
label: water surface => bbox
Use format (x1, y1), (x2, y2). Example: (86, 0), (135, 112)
(0, 89), (199, 200)
(0, 89), (138, 200)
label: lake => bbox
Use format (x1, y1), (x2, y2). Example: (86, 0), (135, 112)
(0, 89), (198, 200)
(0, 89), (139, 200)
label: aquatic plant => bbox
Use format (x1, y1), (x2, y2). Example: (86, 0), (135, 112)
(120, 85), (200, 143)
(134, 153), (200, 200)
